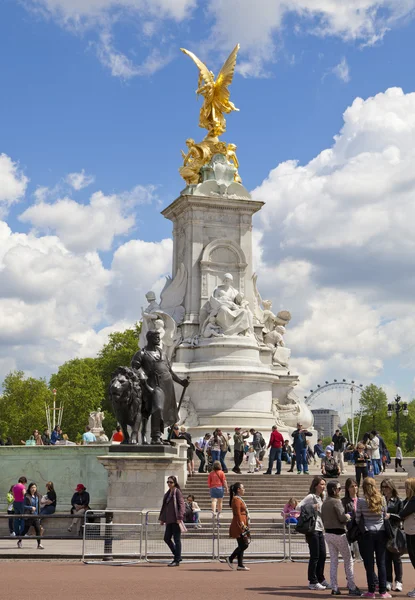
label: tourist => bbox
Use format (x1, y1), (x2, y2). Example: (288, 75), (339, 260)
(207, 430), (222, 464)
(186, 494), (202, 528)
(399, 478), (415, 598)
(355, 477), (390, 598)
(282, 497), (300, 525)
(195, 432), (211, 473)
(341, 478), (362, 560)
(21, 482), (44, 550)
(111, 425), (124, 443)
(332, 429), (346, 474)
(207, 460), (228, 514)
(292, 422), (312, 475)
(159, 475), (185, 567)
(82, 426), (96, 445)
(325, 441), (335, 454)
(282, 439), (292, 464)
(97, 429), (109, 442)
(395, 443), (405, 472)
(249, 428), (265, 470)
(247, 445), (258, 473)
(68, 483), (90, 535)
(33, 429), (44, 445)
(314, 439), (325, 460)
(232, 427), (249, 474)
(354, 442), (370, 487)
(321, 449), (340, 478)
(7, 486), (14, 536)
(321, 480), (361, 596)
(217, 428), (230, 473)
(50, 425), (61, 445)
(180, 426), (195, 476)
(368, 431), (381, 476)
(41, 429), (51, 445)
(225, 482), (251, 571)
(264, 425), (284, 475)
(380, 478), (403, 592)
(40, 481), (57, 516)
(12, 476), (27, 537)
(298, 476), (329, 590)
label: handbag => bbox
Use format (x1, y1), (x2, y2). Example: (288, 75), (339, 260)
(386, 527), (407, 555)
(25, 436), (36, 446)
(173, 489), (187, 534)
(178, 521), (187, 533)
(346, 516), (362, 543)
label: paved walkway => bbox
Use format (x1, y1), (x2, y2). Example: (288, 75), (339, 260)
(0, 560), (414, 600)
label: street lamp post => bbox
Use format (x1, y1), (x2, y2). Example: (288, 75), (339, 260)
(387, 395), (408, 447)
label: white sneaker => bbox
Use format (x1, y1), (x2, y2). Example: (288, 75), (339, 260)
(407, 590), (415, 598)
(37, 544), (44, 550)
(10, 532), (16, 537)
(309, 583), (326, 590)
(322, 581), (332, 589)
(394, 582), (402, 592)
(386, 583), (392, 591)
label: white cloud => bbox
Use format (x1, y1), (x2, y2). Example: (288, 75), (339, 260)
(19, 184), (156, 252)
(0, 154), (28, 214)
(332, 57), (351, 82)
(206, 0), (415, 76)
(66, 169), (95, 190)
(252, 86), (415, 404)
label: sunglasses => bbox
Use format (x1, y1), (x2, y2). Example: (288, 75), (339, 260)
(167, 480), (174, 484)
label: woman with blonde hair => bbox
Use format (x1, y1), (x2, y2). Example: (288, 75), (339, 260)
(399, 478), (415, 597)
(356, 477), (390, 599)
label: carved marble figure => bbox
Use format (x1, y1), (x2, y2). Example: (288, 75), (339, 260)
(139, 263), (187, 359)
(89, 409), (104, 430)
(202, 273), (254, 337)
(202, 316), (224, 338)
(131, 330), (189, 445)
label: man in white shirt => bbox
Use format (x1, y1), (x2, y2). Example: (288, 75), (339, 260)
(395, 443), (405, 472)
(195, 433), (211, 473)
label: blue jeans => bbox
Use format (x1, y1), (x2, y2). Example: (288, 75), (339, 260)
(13, 501), (25, 536)
(219, 450), (228, 472)
(267, 447), (282, 474)
(295, 447), (308, 473)
(40, 504), (56, 515)
(211, 450), (220, 463)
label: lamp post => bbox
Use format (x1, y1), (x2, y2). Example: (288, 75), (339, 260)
(387, 395), (408, 447)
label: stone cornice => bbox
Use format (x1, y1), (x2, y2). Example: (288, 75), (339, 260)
(162, 194), (264, 221)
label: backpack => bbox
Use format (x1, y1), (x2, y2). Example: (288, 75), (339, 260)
(295, 503), (316, 535)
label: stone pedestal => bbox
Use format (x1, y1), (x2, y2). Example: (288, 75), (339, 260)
(97, 442), (188, 511)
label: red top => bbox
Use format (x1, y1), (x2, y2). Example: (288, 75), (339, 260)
(207, 470), (226, 488)
(112, 431), (124, 442)
(268, 430), (284, 449)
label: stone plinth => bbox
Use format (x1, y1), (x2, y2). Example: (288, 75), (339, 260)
(97, 441), (188, 511)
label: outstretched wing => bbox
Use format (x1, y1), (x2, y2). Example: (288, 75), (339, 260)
(215, 44), (240, 101)
(160, 263), (188, 323)
(181, 48), (214, 90)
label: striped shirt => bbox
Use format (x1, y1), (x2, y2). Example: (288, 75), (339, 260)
(355, 497), (386, 532)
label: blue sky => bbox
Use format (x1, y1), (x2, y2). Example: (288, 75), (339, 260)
(1, 0), (415, 417)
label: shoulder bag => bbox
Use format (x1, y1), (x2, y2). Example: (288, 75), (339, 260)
(173, 490), (187, 534)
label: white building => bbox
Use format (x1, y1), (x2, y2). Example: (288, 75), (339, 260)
(311, 409), (341, 439)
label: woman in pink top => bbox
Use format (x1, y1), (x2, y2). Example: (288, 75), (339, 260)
(12, 476), (27, 537)
(207, 460), (228, 514)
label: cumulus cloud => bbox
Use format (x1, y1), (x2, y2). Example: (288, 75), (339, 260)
(206, 0), (415, 76)
(0, 154), (28, 214)
(19, 184), (157, 253)
(66, 169), (95, 190)
(252, 87), (415, 408)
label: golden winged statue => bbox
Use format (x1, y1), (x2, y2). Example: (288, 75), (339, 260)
(181, 44), (240, 139)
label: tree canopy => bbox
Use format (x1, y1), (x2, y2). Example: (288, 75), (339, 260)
(0, 324), (141, 443)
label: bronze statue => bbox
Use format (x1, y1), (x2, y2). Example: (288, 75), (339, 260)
(131, 330), (189, 445)
(109, 366), (147, 444)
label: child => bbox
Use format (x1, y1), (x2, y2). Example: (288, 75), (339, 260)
(7, 486), (14, 536)
(247, 445), (257, 473)
(187, 494), (202, 528)
(281, 497), (300, 525)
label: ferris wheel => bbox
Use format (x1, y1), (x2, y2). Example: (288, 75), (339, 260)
(304, 379), (364, 445)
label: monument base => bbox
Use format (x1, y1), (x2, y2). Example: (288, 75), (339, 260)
(97, 441), (188, 511)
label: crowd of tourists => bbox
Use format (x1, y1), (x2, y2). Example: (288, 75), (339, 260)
(7, 476), (91, 548)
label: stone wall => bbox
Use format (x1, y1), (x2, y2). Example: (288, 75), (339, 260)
(0, 445), (110, 511)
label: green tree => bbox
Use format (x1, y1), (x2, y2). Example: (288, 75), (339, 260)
(49, 358), (105, 441)
(0, 371), (51, 443)
(397, 398), (415, 453)
(96, 323), (141, 433)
